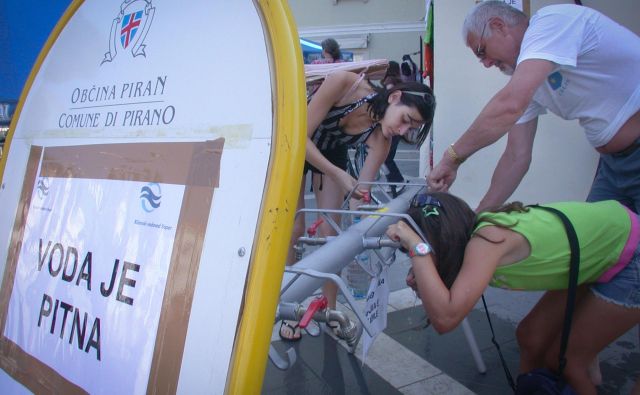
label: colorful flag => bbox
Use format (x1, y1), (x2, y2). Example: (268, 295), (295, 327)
(423, 1), (434, 88)
(423, 1), (434, 171)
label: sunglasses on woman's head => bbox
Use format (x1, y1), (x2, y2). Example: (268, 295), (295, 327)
(410, 193), (443, 218)
(411, 193), (442, 208)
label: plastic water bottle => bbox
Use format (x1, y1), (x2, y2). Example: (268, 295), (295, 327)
(342, 217), (372, 299)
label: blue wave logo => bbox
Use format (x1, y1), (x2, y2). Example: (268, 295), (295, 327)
(36, 177), (50, 200)
(140, 182), (161, 212)
(547, 71), (563, 90)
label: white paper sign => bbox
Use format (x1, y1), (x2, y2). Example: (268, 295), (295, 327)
(361, 267), (390, 362)
(481, 0), (524, 12)
(503, 0), (523, 11)
(4, 175), (184, 395)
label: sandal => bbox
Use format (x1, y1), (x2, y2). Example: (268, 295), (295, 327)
(278, 320), (302, 342)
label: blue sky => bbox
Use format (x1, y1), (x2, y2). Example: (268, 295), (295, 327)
(0, 1), (71, 100)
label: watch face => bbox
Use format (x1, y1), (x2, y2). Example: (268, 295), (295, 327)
(414, 243), (431, 256)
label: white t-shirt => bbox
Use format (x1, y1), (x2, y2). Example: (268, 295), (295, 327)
(516, 5), (640, 148)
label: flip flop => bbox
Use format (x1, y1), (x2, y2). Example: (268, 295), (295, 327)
(278, 320), (302, 342)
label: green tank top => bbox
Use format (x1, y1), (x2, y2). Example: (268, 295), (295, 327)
(474, 201), (631, 290)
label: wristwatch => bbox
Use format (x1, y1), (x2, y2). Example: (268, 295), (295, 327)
(409, 242), (432, 258)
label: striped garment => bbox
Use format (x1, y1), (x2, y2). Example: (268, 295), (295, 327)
(311, 92), (379, 151)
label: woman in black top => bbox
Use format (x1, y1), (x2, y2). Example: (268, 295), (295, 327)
(280, 70), (435, 341)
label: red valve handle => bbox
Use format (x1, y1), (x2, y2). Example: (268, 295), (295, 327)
(299, 296), (328, 328)
(307, 218), (324, 237)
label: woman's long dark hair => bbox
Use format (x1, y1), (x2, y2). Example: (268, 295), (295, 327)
(407, 192), (475, 288)
(321, 38), (342, 61)
(367, 81), (435, 147)
(381, 61), (402, 87)
(408, 193), (527, 288)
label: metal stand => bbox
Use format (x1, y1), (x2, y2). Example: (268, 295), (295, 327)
(270, 183), (487, 374)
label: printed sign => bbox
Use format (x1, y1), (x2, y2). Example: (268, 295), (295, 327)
(480, 0), (526, 12)
(5, 175), (184, 394)
(0, 0), (278, 392)
(361, 267), (390, 362)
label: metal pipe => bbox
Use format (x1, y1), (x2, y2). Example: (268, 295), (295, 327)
(275, 184), (487, 374)
(280, 185), (424, 304)
(462, 318), (487, 373)
(316, 309), (359, 348)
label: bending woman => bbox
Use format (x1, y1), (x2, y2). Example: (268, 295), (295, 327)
(386, 192), (640, 394)
(280, 71), (435, 341)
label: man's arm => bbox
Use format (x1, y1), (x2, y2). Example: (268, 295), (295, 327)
(476, 118), (537, 212)
(452, 59), (552, 159)
(428, 59), (554, 191)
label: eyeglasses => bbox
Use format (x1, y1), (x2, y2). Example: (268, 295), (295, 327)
(475, 22), (488, 60)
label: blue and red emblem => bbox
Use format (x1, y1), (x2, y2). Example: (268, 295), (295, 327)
(102, 0), (155, 65)
(120, 11), (143, 49)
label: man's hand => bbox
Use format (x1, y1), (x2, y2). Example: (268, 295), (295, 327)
(427, 159), (458, 192)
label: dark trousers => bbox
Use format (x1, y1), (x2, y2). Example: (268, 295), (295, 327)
(384, 136), (404, 183)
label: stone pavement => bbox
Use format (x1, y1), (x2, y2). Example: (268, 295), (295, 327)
(264, 255), (639, 394)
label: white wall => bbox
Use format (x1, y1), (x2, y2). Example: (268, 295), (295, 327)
(430, 0), (640, 207)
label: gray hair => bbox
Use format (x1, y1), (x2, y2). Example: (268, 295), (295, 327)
(462, 1), (527, 41)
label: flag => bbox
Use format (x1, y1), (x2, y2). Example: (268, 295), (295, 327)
(422, 1), (434, 88)
(423, 1), (434, 171)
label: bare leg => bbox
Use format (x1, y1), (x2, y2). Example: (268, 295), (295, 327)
(516, 289), (582, 372)
(286, 178), (307, 265)
(635, 326), (640, 393)
(312, 172), (345, 310)
(544, 290), (640, 395)
(587, 355), (602, 386)
(280, 178), (307, 339)
(632, 376), (640, 395)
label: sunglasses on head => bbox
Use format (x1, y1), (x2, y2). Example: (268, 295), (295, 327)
(410, 194), (443, 218)
(410, 193), (442, 208)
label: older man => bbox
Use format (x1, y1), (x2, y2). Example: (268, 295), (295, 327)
(428, 1), (640, 212)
